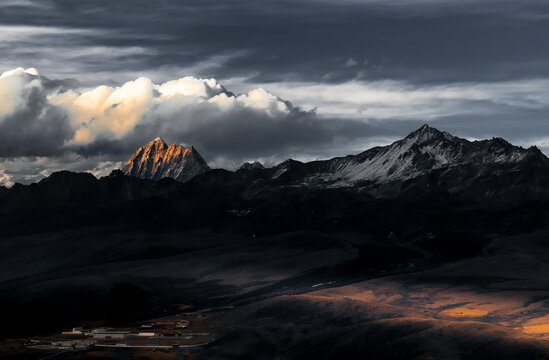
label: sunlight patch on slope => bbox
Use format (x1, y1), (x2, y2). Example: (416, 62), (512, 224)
(439, 307), (489, 318)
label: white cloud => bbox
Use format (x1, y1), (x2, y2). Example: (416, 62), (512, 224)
(0, 67), (40, 117)
(0, 75), (25, 116)
(155, 76), (223, 98)
(235, 88), (289, 115)
(0, 169), (13, 187)
(50, 77), (155, 143)
(0, 67), (38, 78)
(0, 68), (291, 145)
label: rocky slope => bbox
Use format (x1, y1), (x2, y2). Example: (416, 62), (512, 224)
(122, 137), (210, 182)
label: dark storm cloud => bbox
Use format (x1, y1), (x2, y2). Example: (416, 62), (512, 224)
(72, 105), (392, 166)
(40, 77), (80, 92)
(2, 0), (549, 85)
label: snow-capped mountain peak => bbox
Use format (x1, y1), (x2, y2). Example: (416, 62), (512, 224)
(311, 125), (546, 184)
(404, 124), (455, 143)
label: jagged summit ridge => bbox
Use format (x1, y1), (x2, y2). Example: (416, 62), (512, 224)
(122, 138), (210, 182)
(311, 124), (548, 184)
(404, 124), (457, 144)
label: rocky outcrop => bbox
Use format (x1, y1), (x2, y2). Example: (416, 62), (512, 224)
(122, 137), (210, 182)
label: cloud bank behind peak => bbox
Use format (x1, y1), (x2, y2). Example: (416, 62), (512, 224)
(0, 67), (388, 186)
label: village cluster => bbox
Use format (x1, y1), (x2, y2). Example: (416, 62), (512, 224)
(26, 317), (211, 351)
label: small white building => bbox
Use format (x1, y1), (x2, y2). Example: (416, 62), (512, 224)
(92, 330), (130, 340)
(137, 332), (157, 337)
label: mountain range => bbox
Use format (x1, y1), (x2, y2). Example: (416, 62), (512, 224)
(3, 124), (549, 204)
(121, 125), (548, 185)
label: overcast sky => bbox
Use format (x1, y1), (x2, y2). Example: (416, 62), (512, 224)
(1, 0), (549, 186)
